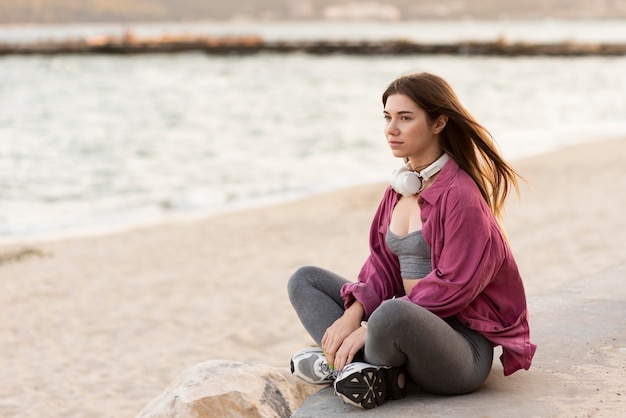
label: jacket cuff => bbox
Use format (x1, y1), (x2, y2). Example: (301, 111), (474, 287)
(340, 282), (382, 319)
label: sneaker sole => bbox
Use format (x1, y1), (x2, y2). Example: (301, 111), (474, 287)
(335, 366), (405, 409)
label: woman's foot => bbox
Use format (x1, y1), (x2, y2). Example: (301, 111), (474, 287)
(333, 362), (406, 409)
(290, 347), (336, 385)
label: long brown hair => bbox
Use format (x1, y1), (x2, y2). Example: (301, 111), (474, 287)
(382, 72), (521, 223)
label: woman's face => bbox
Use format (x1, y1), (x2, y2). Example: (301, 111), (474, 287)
(383, 93), (442, 167)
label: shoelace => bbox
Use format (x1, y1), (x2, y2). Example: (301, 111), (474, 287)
(319, 362), (339, 379)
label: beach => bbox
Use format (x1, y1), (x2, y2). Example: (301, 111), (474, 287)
(1, 137), (625, 417)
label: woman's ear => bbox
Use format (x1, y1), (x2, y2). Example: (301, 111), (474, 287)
(433, 115), (448, 134)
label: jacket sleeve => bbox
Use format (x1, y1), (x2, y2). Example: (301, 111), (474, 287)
(401, 192), (505, 317)
(340, 252), (401, 319)
(340, 188), (403, 318)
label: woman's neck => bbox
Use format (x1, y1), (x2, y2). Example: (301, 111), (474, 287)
(408, 153), (443, 172)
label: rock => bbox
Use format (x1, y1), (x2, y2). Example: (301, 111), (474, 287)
(136, 360), (321, 418)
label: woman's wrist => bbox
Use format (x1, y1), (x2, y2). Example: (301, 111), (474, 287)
(345, 300), (365, 321)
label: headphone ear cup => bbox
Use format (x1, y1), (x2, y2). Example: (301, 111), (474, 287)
(390, 165), (408, 190)
(390, 170), (422, 197)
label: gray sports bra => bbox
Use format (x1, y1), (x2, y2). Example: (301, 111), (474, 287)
(386, 227), (432, 279)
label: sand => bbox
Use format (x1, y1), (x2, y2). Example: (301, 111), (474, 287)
(1, 137), (625, 417)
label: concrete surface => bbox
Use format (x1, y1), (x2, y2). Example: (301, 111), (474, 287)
(292, 264), (626, 417)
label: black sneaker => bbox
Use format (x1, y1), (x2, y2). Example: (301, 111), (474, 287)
(333, 362), (406, 409)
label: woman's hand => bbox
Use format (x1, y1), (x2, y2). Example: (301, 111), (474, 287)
(333, 326), (367, 371)
(321, 301), (364, 370)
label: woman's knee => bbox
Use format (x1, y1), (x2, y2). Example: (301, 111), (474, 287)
(288, 265), (339, 302)
(288, 265), (313, 299)
(364, 300), (418, 366)
(368, 299), (434, 338)
(369, 299), (426, 324)
(288, 265), (318, 285)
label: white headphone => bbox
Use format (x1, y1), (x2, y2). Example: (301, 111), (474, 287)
(390, 153), (449, 197)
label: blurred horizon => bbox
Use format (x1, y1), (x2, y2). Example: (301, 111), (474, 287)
(2, 0), (626, 24)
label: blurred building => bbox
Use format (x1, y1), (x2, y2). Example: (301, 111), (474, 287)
(287, 0), (316, 19)
(322, 2), (401, 21)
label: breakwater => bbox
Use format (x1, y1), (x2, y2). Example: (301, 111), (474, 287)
(2, 33), (626, 56)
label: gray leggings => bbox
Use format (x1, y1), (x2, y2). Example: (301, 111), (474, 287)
(287, 265), (494, 395)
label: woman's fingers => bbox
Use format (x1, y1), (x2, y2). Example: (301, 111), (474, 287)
(334, 345), (354, 371)
(322, 309), (364, 370)
(321, 331), (339, 368)
(334, 327), (367, 371)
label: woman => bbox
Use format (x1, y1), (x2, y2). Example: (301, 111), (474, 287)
(288, 72), (536, 409)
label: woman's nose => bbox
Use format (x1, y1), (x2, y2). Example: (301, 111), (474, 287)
(385, 121), (399, 135)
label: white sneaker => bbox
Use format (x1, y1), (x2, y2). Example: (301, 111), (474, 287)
(290, 347), (335, 385)
(333, 362), (406, 409)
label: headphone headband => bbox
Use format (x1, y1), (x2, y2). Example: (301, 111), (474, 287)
(418, 153), (449, 182)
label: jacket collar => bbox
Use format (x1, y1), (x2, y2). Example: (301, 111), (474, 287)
(419, 156), (459, 205)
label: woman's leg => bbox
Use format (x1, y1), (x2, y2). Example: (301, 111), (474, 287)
(365, 299), (493, 395)
(287, 265), (349, 345)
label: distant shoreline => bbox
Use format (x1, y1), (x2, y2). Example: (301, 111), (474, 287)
(2, 33), (626, 56)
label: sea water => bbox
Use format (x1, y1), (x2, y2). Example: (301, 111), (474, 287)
(1, 20), (625, 242)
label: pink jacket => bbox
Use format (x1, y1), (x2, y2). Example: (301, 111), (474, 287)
(340, 158), (536, 375)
